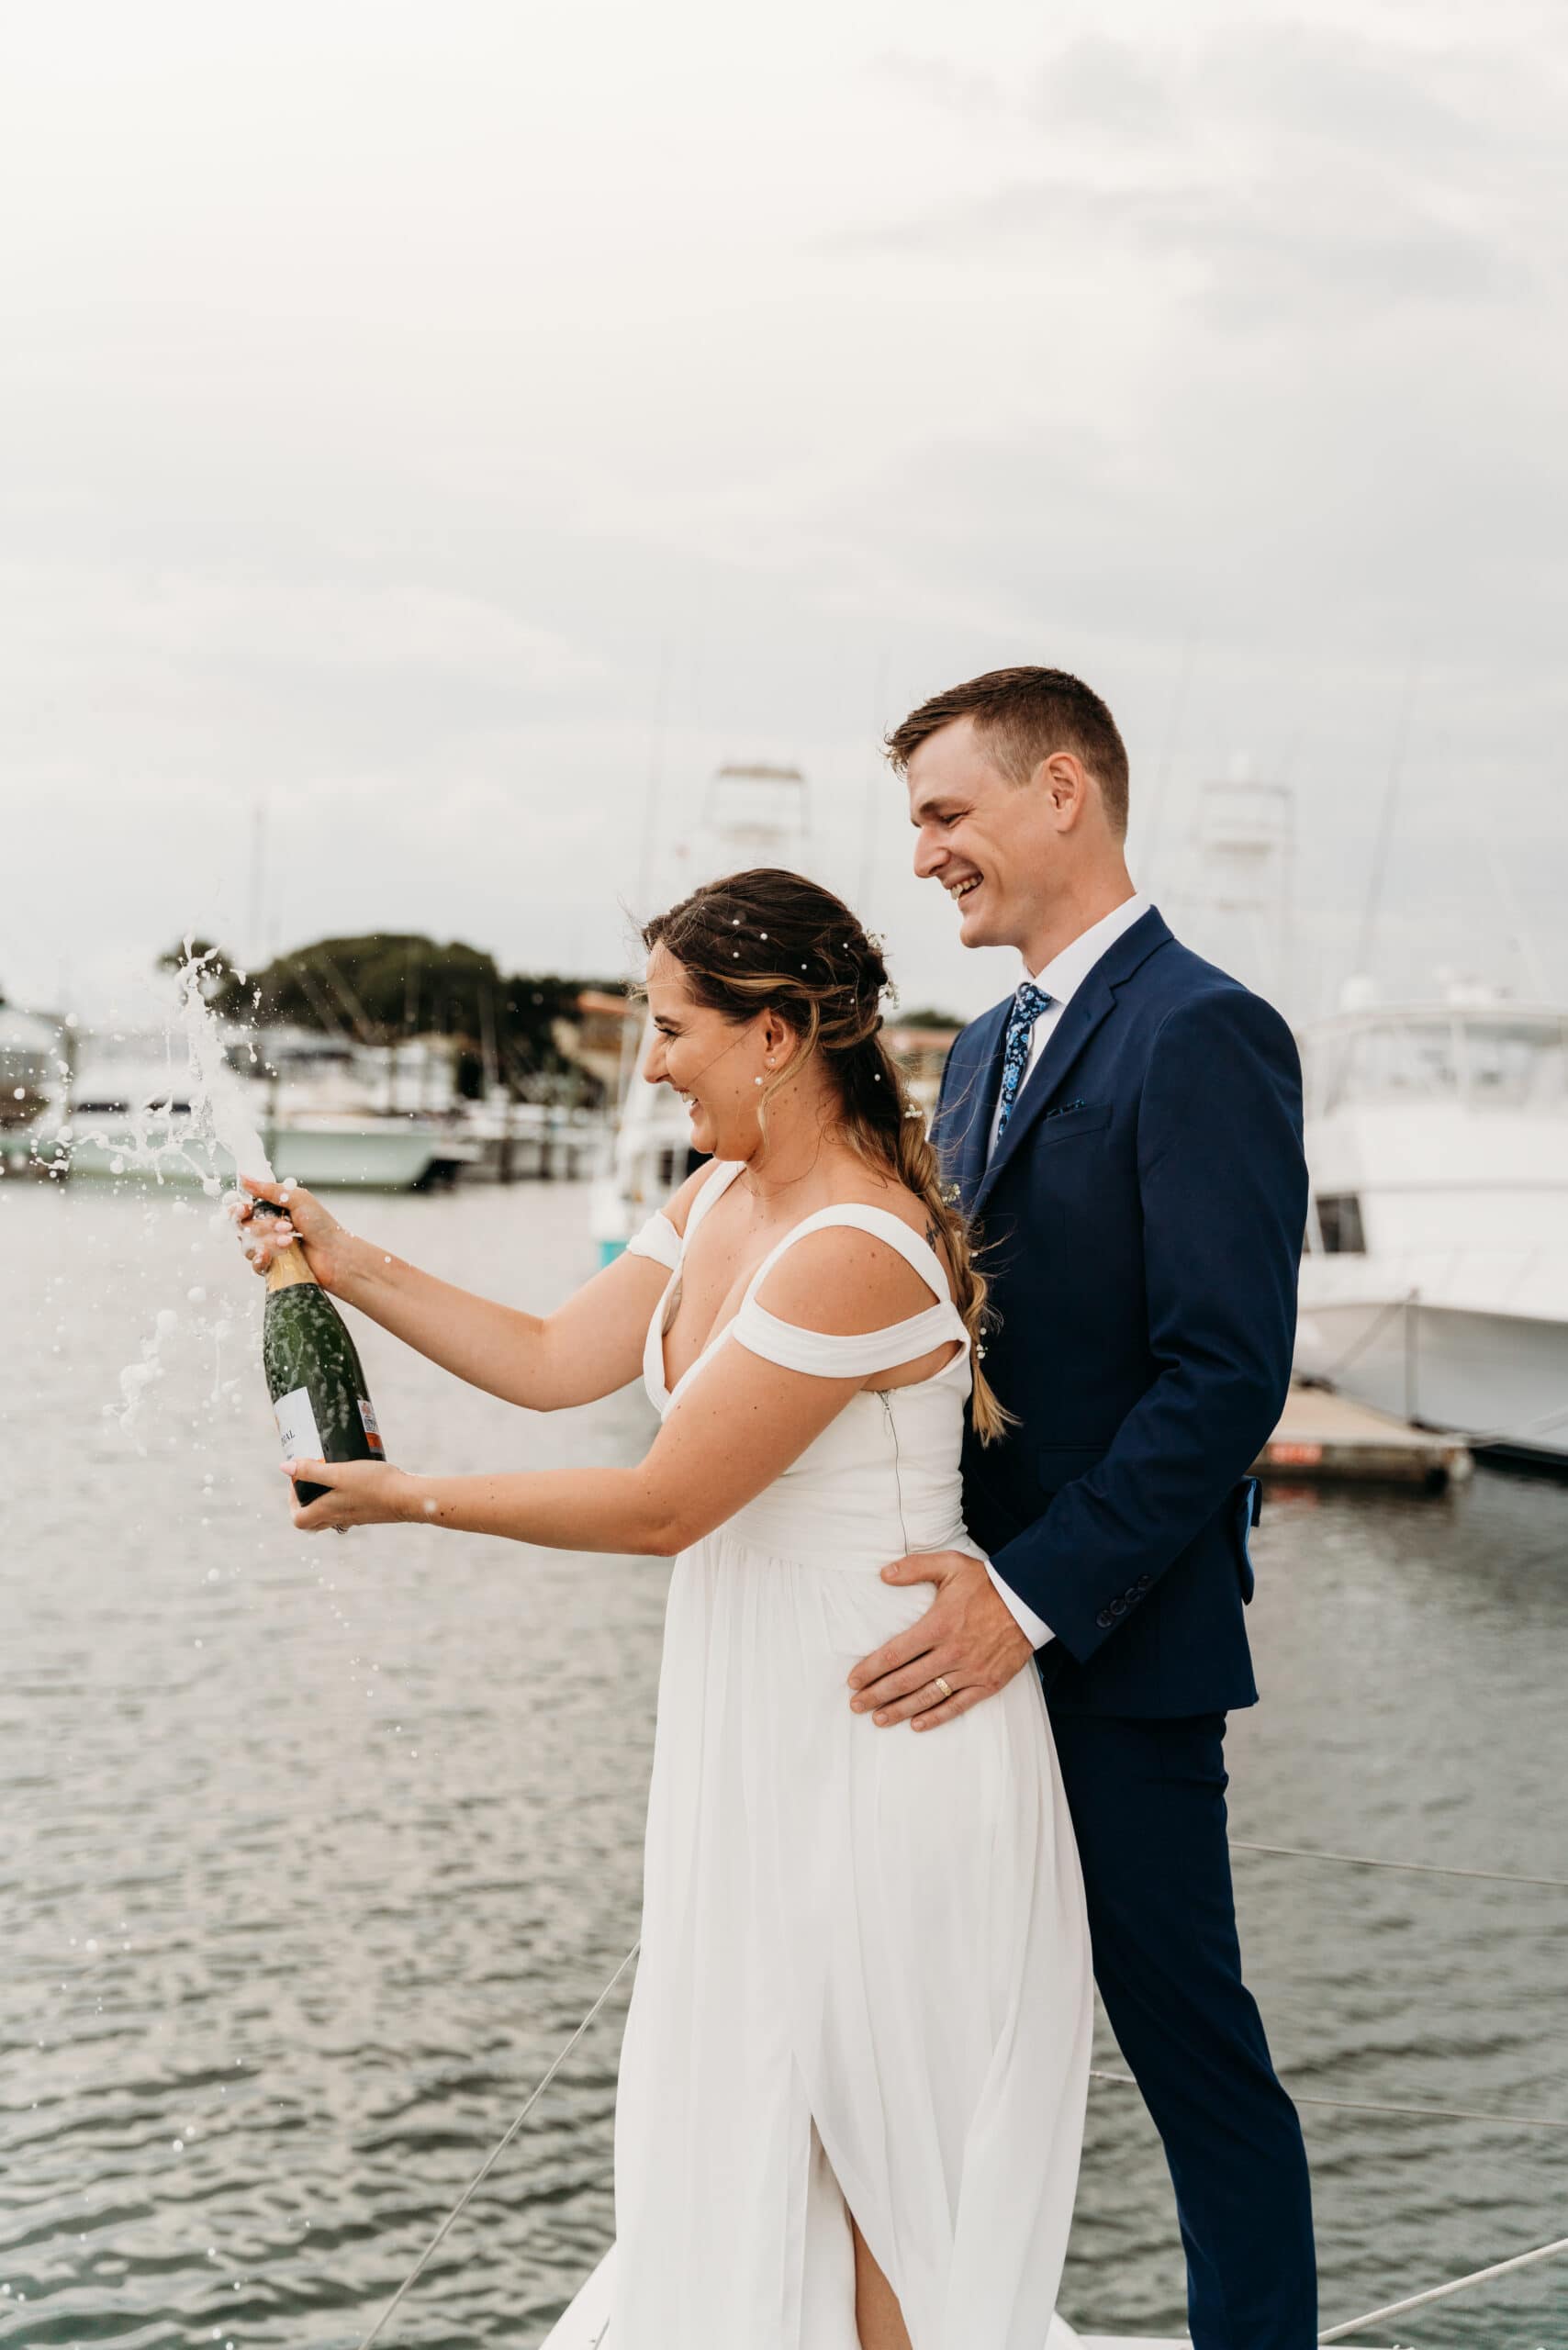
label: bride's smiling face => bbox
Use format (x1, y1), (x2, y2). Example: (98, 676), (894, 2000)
(643, 945), (777, 1160)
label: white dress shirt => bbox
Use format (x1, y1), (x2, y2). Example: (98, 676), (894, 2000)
(981, 892), (1150, 1650)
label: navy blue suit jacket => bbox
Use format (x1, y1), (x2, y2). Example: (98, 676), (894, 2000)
(938, 907), (1306, 1718)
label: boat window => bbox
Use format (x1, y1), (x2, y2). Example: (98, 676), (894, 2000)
(1316, 1193), (1365, 1254)
(1462, 1020), (1568, 1108)
(1327, 1022), (1459, 1110)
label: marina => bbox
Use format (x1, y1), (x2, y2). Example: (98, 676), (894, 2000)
(6, 6), (1566, 2344)
(5, 1178), (1564, 2347)
(1, 1022), (607, 1192)
(1295, 998), (1568, 1472)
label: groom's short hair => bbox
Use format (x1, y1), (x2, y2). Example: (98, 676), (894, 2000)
(886, 666), (1129, 837)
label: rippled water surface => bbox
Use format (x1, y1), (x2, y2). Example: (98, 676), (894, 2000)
(3, 1180), (1566, 2346)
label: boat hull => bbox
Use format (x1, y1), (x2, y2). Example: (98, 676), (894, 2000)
(1295, 1282), (1568, 1468)
(37, 1120), (458, 1192)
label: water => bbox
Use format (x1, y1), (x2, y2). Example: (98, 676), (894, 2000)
(3, 1179), (1566, 2348)
(170, 949), (274, 1192)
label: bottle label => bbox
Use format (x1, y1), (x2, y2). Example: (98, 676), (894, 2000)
(357, 1398), (385, 1457)
(274, 1386), (324, 1462)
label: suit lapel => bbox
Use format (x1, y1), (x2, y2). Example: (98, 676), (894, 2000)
(938, 1001), (1010, 1211)
(971, 904), (1173, 1218)
(972, 977), (1117, 1215)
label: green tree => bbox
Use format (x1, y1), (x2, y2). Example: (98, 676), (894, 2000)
(160, 934), (625, 1099)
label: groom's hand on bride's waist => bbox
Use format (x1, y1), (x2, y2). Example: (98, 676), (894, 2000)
(847, 1551), (1034, 1732)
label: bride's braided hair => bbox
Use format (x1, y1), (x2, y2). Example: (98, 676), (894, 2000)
(643, 867), (1009, 1441)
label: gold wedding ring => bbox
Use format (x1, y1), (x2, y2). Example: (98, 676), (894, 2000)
(931, 1675), (954, 1701)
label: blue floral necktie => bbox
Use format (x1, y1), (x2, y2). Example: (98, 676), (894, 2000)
(994, 980), (1054, 1141)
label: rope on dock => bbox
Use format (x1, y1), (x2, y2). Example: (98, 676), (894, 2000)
(1232, 1837), (1568, 1891)
(1306, 1292), (1415, 1383)
(1317, 2232), (1568, 2341)
(1089, 2067), (1568, 2131)
(354, 1942), (640, 2350)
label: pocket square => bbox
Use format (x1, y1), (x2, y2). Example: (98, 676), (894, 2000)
(1043, 1097), (1090, 1122)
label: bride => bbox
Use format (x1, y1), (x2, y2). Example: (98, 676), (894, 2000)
(235, 868), (1092, 2350)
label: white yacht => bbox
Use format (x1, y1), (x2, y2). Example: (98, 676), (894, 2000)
(590, 762), (814, 1264)
(36, 1032), (474, 1192)
(243, 1031), (480, 1190)
(1294, 990), (1568, 1468)
(588, 1074), (699, 1265)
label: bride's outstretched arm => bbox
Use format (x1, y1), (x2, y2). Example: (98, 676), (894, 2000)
(278, 1225), (938, 1548)
(390, 1337), (866, 1551)
(232, 1166), (707, 1410)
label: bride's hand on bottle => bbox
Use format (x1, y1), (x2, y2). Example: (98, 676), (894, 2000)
(281, 1458), (416, 1530)
(230, 1174), (355, 1292)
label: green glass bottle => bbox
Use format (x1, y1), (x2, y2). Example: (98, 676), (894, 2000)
(254, 1203), (386, 1506)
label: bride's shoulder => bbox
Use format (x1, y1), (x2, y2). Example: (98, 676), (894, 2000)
(827, 1170), (949, 1259)
(757, 1192), (943, 1333)
(817, 1169), (958, 1293)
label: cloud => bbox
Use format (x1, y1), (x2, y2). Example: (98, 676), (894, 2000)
(842, 169), (1518, 327)
(5, 1), (1568, 1021)
(1036, 34), (1171, 142)
(871, 50), (1006, 125)
(852, 20), (1562, 330)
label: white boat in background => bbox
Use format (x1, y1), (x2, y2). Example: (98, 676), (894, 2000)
(244, 1032), (479, 1189)
(588, 1072), (697, 1264)
(33, 1033), (475, 1192)
(1294, 990), (1568, 1468)
(590, 761), (814, 1264)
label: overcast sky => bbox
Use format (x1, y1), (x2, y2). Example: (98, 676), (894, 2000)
(5, 0), (1566, 1026)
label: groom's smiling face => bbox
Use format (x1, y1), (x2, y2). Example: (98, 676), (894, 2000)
(906, 716), (1065, 956)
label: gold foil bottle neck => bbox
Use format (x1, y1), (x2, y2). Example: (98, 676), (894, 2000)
(252, 1200), (320, 1292)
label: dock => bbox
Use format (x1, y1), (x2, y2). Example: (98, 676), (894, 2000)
(1255, 1383), (1472, 1490)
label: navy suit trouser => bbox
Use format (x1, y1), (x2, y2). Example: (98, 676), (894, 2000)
(1049, 1709), (1317, 2349)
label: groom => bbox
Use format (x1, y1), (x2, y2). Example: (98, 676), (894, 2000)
(849, 666), (1316, 2345)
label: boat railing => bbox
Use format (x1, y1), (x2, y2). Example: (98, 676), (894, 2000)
(352, 1839), (1568, 2350)
(1301, 1004), (1568, 1120)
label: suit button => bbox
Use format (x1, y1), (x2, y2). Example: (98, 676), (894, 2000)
(1109, 1597), (1127, 1617)
(1124, 1586), (1139, 1604)
(1137, 1574), (1153, 1592)
(1096, 1609), (1114, 1629)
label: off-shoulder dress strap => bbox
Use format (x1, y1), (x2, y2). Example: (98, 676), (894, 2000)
(682, 1159), (745, 1252)
(733, 1204), (969, 1379)
(627, 1159), (742, 1274)
(625, 1214), (680, 1271)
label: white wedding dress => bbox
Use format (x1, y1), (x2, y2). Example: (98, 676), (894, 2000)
(555, 1160), (1092, 2350)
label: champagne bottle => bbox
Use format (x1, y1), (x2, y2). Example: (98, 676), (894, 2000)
(254, 1202), (386, 1505)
